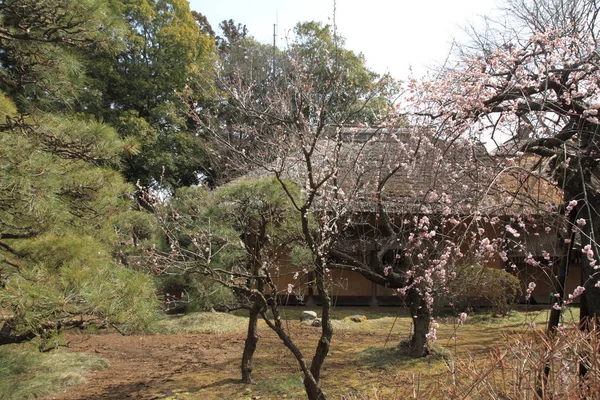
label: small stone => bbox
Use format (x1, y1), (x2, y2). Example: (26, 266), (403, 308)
(345, 315), (367, 323)
(312, 318), (322, 327)
(300, 311), (317, 322)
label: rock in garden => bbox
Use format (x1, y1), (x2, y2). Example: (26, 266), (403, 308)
(300, 311), (317, 322)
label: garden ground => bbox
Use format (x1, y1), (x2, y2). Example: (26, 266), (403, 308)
(19, 307), (571, 399)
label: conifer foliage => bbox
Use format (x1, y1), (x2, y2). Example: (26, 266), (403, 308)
(0, 0), (158, 345)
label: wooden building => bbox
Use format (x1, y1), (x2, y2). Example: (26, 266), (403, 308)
(247, 126), (578, 306)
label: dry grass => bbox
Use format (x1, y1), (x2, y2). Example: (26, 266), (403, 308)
(0, 342), (108, 400)
(441, 318), (600, 400)
(152, 311), (248, 334)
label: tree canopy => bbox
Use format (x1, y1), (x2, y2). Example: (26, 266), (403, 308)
(82, 0), (219, 189)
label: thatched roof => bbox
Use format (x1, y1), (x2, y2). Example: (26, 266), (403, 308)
(239, 126), (561, 216)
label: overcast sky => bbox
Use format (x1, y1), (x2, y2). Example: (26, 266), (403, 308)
(188, 0), (500, 80)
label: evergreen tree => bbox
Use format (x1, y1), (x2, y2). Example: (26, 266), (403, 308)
(0, 0), (158, 345)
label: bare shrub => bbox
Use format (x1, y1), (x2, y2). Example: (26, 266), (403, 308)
(449, 265), (522, 316)
(444, 322), (600, 399)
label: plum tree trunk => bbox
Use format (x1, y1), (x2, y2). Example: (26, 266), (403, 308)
(307, 267), (333, 384)
(408, 288), (430, 358)
(241, 304), (260, 383)
(241, 277), (265, 384)
(260, 305), (327, 400)
(304, 378), (326, 400)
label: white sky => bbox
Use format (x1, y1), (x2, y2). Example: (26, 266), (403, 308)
(188, 0), (500, 80)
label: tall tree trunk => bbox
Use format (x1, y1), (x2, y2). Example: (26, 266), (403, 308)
(563, 189), (600, 380)
(560, 127), (600, 321)
(574, 193), (600, 322)
(579, 235), (599, 380)
(580, 244), (600, 322)
(408, 288), (430, 358)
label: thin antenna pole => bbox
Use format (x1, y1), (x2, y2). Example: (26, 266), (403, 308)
(271, 19), (276, 76)
(333, 0), (339, 74)
(333, 0), (337, 40)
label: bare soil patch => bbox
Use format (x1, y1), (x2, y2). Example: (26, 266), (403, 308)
(46, 330), (247, 399)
